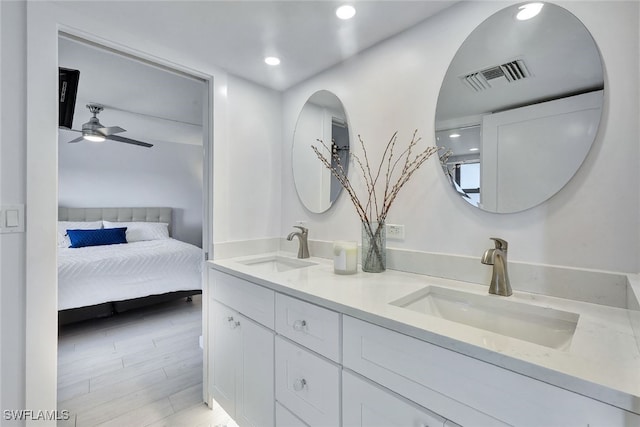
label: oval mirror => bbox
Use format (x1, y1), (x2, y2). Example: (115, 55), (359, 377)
(435, 2), (604, 213)
(292, 90), (350, 213)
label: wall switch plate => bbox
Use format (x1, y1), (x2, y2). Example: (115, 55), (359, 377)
(386, 223), (405, 240)
(0, 204), (25, 233)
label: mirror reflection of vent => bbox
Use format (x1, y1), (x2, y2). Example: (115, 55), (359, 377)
(462, 59), (531, 92)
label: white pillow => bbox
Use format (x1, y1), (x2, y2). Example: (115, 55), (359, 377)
(57, 221), (103, 248)
(102, 221), (170, 242)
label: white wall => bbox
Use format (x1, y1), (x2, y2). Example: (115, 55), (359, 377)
(3, 1), (283, 422)
(281, 1), (640, 274)
(1, 1), (27, 420)
(58, 138), (204, 247)
(213, 74), (282, 243)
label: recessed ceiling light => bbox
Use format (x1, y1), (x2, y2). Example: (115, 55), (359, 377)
(449, 133), (461, 138)
(265, 56), (281, 66)
(336, 5), (356, 20)
(469, 147), (479, 152)
(516, 3), (544, 21)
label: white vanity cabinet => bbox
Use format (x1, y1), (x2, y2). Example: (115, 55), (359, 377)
(209, 271), (275, 427)
(208, 264), (640, 427)
(209, 269), (342, 427)
(343, 315), (640, 427)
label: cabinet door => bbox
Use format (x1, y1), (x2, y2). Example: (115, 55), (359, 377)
(343, 370), (446, 427)
(211, 300), (240, 418)
(236, 315), (275, 427)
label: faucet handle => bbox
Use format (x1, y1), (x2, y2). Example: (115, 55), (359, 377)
(489, 237), (508, 251)
(293, 225), (308, 234)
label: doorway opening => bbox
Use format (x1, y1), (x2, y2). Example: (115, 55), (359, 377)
(56, 33), (214, 425)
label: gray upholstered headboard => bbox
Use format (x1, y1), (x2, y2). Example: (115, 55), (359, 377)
(58, 207), (173, 236)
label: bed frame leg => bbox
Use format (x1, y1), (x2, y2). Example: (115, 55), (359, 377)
(186, 296), (193, 302)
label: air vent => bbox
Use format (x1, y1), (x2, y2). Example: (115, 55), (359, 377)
(462, 72), (491, 92)
(482, 66), (505, 80)
(500, 60), (530, 81)
(461, 59), (531, 92)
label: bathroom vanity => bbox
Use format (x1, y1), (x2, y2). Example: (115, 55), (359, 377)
(206, 254), (640, 427)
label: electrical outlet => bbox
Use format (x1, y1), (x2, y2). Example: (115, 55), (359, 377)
(386, 223), (405, 240)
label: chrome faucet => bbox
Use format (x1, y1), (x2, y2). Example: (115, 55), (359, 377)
(481, 237), (512, 296)
(287, 226), (310, 259)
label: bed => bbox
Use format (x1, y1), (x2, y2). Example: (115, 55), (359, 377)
(57, 207), (202, 325)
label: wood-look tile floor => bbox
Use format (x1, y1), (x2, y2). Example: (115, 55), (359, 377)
(57, 295), (238, 427)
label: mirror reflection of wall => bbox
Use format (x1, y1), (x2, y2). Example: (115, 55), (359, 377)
(437, 125), (481, 207)
(292, 90), (349, 213)
(330, 118), (349, 203)
(435, 2), (604, 213)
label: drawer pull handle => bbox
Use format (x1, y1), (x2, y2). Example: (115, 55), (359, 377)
(293, 378), (307, 391)
(227, 316), (240, 329)
(293, 320), (307, 331)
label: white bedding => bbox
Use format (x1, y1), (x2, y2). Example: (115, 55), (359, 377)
(58, 238), (202, 310)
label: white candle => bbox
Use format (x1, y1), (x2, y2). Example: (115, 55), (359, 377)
(333, 241), (358, 275)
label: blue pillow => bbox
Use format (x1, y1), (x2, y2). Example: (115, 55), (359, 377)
(67, 227), (128, 248)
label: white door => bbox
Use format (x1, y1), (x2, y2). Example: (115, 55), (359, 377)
(481, 90), (602, 212)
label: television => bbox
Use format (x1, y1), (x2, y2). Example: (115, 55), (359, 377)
(59, 67), (80, 129)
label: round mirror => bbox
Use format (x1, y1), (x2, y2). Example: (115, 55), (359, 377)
(435, 2), (604, 213)
(292, 90), (350, 213)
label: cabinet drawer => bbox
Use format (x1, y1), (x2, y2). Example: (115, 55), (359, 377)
(211, 269), (274, 328)
(276, 402), (309, 427)
(275, 336), (340, 427)
(343, 316), (639, 427)
(343, 370), (447, 427)
(275, 293), (341, 362)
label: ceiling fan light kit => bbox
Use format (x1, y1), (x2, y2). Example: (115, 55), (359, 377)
(83, 133), (105, 142)
(65, 103), (153, 148)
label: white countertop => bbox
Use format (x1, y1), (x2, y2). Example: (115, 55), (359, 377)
(208, 254), (640, 414)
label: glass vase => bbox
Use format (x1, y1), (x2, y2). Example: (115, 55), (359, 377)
(361, 221), (386, 273)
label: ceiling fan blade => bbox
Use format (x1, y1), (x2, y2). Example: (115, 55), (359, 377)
(98, 126), (126, 136)
(67, 136), (85, 143)
(59, 127), (82, 133)
(107, 134), (153, 148)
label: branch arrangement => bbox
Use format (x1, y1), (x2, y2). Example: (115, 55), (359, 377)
(312, 130), (439, 271)
(311, 129), (439, 225)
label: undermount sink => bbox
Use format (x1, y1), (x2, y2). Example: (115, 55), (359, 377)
(390, 286), (579, 350)
(239, 255), (317, 273)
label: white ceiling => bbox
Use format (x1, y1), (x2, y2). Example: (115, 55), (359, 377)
(59, 36), (206, 146)
(54, 0), (455, 91)
(56, 1), (456, 146)
(57, 2), (604, 149)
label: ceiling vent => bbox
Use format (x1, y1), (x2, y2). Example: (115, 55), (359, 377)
(461, 59), (531, 92)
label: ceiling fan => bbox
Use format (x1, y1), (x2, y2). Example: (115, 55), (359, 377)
(66, 104), (153, 148)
